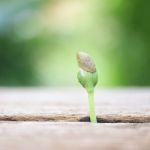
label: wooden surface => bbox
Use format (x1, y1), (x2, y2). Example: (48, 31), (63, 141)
(0, 87), (150, 150)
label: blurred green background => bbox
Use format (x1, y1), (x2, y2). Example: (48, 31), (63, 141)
(0, 0), (150, 87)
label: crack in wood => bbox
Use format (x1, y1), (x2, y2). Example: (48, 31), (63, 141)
(0, 114), (150, 123)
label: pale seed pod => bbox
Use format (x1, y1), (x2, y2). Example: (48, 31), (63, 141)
(76, 52), (96, 73)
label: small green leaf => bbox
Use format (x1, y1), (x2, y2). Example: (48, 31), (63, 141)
(77, 69), (98, 93)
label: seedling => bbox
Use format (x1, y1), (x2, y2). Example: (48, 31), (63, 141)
(76, 52), (98, 123)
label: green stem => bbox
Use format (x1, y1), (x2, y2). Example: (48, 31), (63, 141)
(88, 90), (97, 123)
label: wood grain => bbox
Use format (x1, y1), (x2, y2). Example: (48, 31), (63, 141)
(0, 88), (150, 150)
(0, 88), (150, 122)
(0, 122), (150, 150)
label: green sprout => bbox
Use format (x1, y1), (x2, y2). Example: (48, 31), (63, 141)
(76, 52), (98, 123)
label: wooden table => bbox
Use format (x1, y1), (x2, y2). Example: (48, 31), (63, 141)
(0, 88), (150, 150)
